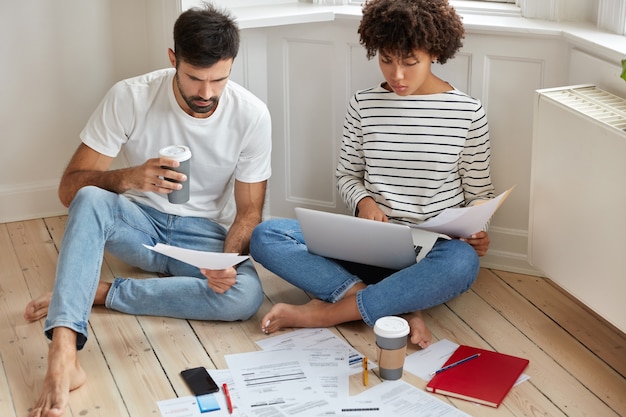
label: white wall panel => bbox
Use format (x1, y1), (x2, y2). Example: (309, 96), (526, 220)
(284, 38), (336, 207)
(484, 56), (544, 230)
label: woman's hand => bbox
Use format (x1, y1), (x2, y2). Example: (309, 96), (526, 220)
(356, 197), (388, 222)
(460, 231), (490, 256)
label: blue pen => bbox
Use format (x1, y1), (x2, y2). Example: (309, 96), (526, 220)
(429, 353), (481, 376)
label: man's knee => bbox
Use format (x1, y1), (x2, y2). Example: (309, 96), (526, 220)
(69, 186), (115, 213)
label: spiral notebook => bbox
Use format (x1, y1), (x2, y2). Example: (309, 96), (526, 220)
(426, 345), (529, 408)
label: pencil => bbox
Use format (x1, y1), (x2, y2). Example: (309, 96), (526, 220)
(362, 357), (368, 386)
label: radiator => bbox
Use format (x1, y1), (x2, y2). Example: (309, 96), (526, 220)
(529, 85), (626, 333)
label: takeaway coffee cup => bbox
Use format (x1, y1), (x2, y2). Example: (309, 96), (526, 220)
(159, 145), (191, 204)
(373, 316), (410, 380)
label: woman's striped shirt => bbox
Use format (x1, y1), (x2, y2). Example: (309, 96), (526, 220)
(336, 84), (495, 226)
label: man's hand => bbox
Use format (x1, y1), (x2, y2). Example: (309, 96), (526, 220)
(356, 197), (388, 222)
(59, 143), (189, 206)
(124, 157), (187, 195)
(200, 267), (237, 293)
(460, 231), (490, 256)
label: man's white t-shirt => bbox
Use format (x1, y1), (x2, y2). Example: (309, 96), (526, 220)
(80, 68), (272, 228)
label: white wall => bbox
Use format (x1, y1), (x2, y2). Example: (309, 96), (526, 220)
(0, 0), (168, 222)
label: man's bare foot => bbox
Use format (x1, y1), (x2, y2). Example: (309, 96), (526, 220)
(261, 297), (361, 334)
(403, 311), (433, 349)
(29, 328), (86, 417)
(25, 282), (112, 323)
(24, 292), (53, 322)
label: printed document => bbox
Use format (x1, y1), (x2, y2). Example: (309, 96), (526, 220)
(256, 327), (372, 375)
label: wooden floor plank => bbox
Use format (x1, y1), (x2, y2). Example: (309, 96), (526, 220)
(6, 219), (58, 299)
(0, 365), (17, 417)
(496, 269), (626, 378)
(7, 219), (131, 417)
(452, 270), (619, 417)
(0, 223), (40, 417)
(474, 269), (626, 416)
(190, 320), (260, 370)
(42, 216), (66, 248)
(88, 308), (177, 414)
(423, 304), (536, 417)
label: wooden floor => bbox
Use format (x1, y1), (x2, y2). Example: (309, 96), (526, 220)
(1, 215), (625, 417)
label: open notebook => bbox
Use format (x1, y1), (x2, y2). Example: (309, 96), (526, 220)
(295, 207), (441, 270)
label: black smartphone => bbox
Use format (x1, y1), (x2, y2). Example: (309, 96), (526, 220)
(180, 367), (220, 395)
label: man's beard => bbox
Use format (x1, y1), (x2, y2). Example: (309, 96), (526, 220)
(185, 94), (218, 114)
(176, 74), (219, 114)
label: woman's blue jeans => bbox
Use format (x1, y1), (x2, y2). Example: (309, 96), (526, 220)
(44, 186), (264, 349)
(249, 218), (479, 327)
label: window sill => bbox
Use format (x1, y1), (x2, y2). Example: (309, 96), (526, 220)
(227, 3), (625, 62)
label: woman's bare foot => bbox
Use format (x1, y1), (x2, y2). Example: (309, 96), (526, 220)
(261, 297), (361, 334)
(29, 328), (87, 417)
(24, 292), (53, 322)
(403, 311), (433, 349)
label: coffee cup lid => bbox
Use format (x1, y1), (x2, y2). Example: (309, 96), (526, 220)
(159, 145), (191, 161)
(374, 316), (410, 338)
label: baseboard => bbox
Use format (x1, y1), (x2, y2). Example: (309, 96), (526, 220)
(480, 250), (542, 276)
(0, 181), (67, 223)
(479, 225), (542, 276)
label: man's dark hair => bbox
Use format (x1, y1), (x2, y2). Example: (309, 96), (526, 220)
(173, 3), (240, 67)
(358, 0), (464, 64)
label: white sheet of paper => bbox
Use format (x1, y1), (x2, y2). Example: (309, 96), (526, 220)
(225, 349), (316, 407)
(157, 395), (203, 417)
(256, 327), (372, 375)
(404, 339), (460, 381)
(353, 379), (472, 417)
(303, 348), (350, 399)
(411, 187), (513, 237)
(223, 346), (348, 416)
(333, 398), (390, 415)
(143, 243), (249, 270)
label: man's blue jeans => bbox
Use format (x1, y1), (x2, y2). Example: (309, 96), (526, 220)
(250, 218), (479, 327)
(44, 186), (264, 349)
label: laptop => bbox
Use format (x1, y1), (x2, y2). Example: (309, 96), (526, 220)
(295, 207), (440, 270)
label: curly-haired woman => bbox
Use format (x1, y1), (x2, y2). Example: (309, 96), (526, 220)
(251, 0), (495, 349)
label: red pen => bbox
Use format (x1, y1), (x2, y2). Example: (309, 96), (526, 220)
(222, 383), (233, 414)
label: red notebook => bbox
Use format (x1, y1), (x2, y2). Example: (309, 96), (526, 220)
(426, 345), (529, 408)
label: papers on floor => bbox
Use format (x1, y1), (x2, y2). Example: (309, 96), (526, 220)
(158, 332), (511, 417)
(143, 243), (249, 270)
